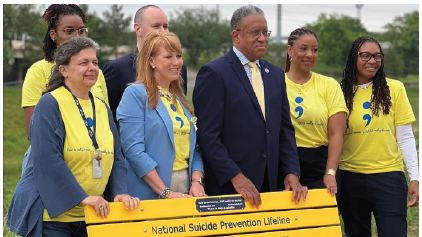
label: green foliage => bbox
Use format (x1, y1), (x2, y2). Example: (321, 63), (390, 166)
(169, 7), (232, 67)
(3, 4), (45, 75)
(304, 13), (367, 78)
(383, 11), (419, 76)
(100, 4), (132, 59)
(80, 5), (112, 68)
(3, 40), (14, 74)
(263, 42), (286, 69)
(3, 87), (28, 237)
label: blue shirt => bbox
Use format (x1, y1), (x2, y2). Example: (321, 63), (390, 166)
(232, 46), (263, 84)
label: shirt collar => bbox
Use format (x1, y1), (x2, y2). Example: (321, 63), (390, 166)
(233, 46), (261, 69)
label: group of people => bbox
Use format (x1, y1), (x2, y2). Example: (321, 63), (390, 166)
(7, 4), (418, 237)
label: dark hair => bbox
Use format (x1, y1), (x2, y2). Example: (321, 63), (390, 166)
(340, 36), (392, 127)
(46, 37), (99, 93)
(231, 5), (264, 31)
(285, 28), (318, 72)
(42, 4), (88, 62)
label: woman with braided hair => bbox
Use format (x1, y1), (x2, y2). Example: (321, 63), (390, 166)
(284, 28), (347, 199)
(21, 4), (108, 174)
(339, 36), (419, 237)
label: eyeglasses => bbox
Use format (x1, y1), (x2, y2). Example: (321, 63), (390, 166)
(236, 29), (271, 39)
(62, 27), (89, 37)
(357, 52), (384, 62)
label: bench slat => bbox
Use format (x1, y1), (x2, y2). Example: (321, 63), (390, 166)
(218, 226), (342, 237)
(85, 189), (336, 224)
(86, 207), (339, 237)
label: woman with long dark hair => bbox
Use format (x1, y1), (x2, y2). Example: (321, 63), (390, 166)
(339, 36), (419, 237)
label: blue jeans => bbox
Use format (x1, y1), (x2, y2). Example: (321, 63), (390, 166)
(21, 145), (31, 177)
(339, 170), (408, 237)
(43, 221), (87, 237)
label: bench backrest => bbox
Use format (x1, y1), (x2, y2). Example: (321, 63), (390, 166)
(85, 189), (341, 237)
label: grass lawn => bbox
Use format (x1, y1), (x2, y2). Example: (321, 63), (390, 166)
(3, 86), (419, 237)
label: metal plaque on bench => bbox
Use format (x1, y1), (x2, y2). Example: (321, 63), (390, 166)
(196, 196), (245, 212)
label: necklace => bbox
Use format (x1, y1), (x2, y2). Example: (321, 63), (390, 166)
(158, 86), (173, 101)
(293, 84), (303, 94)
(358, 81), (373, 90)
(287, 72), (311, 95)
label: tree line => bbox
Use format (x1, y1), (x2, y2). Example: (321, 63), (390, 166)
(3, 4), (419, 82)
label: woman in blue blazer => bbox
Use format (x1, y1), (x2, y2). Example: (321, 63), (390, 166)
(117, 31), (205, 200)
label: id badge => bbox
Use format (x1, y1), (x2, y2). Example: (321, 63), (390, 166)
(92, 149), (102, 179)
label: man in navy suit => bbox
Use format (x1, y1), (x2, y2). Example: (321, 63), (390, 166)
(193, 5), (305, 208)
(103, 5), (187, 125)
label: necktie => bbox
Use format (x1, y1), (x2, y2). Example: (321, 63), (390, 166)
(248, 62), (265, 120)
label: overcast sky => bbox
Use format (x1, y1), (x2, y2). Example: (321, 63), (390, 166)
(78, 4), (419, 37)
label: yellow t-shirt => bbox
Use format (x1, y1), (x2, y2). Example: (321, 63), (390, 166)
(340, 78), (415, 173)
(22, 59), (109, 108)
(286, 72), (348, 147)
(43, 86), (114, 222)
(160, 91), (190, 171)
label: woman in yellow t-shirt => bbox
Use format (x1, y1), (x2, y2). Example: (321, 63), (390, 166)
(284, 28), (347, 198)
(339, 36), (419, 237)
(21, 4), (108, 174)
(8, 37), (139, 237)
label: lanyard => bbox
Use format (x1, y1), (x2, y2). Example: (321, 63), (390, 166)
(63, 85), (99, 149)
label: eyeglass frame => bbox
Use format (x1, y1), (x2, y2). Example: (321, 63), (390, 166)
(235, 29), (271, 39)
(357, 52), (384, 62)
(61, 27), (89, 37)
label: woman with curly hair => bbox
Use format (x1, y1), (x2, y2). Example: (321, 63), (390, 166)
(21, 4), (109, 174)
(339, 36), (419, 237)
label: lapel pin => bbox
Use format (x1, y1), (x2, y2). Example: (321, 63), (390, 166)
(265, 68), (269, 73)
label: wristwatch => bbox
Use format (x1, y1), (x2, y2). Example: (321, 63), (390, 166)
(326, 169), (336, 176)
(193, 177), (205, 186)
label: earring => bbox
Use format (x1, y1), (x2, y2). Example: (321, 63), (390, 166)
(289, 55), (292, 61)
(52, 39), (55, 42)
(151, 65), (155, 69)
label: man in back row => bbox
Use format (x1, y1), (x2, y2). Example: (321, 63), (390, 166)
(103, 5), (188, 125)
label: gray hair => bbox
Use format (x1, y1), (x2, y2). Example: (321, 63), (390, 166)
(46, 37), (99, 93)
(231, 5), (264, 30)
(134, 5), (160, 25)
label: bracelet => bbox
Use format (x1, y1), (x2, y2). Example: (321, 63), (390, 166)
(165, 190), (171, 199)
(325, 169), (336, 176)
(158, 187), (171, 199)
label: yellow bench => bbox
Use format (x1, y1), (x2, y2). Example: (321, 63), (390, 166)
(85, 189), (341, 236)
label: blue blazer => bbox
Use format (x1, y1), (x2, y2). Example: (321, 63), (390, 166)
(192, 48), (300, 196)
(117, 84), (203, 200)
(103, 50), (188, 126)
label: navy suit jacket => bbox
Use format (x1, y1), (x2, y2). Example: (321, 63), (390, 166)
(103, 49), (188, 125)
(192, 48), (300, 196)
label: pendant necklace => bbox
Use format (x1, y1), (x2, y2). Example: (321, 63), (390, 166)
(296, 86), (302, 94)
(158, 86), (173, 101)
(293, 72), (312, 95)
